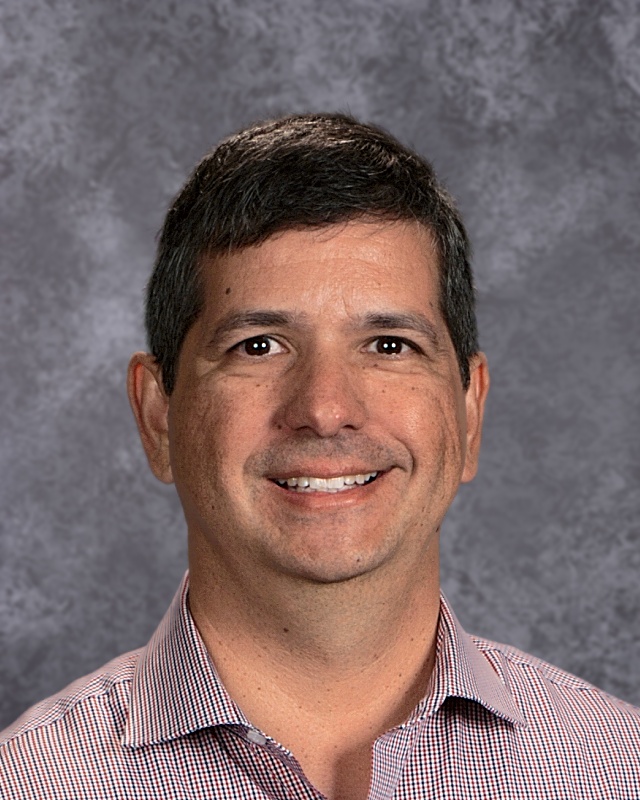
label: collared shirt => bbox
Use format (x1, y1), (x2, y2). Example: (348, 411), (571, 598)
(1, 575), (639, 800)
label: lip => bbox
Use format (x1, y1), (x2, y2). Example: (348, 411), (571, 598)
(266, 465), (390, 482)
(266, 468), (390, 508)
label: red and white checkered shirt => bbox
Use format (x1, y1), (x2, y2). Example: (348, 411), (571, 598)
(2, 574), (639, 799)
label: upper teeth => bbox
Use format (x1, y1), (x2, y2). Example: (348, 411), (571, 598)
(276, 472), (378, 492)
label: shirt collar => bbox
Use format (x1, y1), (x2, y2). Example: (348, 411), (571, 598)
(123, 575), (525, 747)
(414, 593), (526, 727)
(123, 573), (249, 747)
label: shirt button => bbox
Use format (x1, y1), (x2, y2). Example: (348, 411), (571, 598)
(246, 729), (267, 746)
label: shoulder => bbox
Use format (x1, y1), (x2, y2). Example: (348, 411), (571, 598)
(1, 649), (140, 747)
(0, 649), (141, 798)
(473, 634), (640, 737)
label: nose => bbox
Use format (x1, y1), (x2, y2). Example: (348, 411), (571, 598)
(277, 351), (366, 437)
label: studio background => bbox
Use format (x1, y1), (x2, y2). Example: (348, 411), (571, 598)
(1, 0), (639, 729)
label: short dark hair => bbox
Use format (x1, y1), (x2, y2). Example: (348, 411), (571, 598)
(146, 113), (478, 394)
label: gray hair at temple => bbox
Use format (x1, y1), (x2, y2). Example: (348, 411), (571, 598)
(145, 113), (478, 394)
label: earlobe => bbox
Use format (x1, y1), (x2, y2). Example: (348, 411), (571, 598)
(461, 352), (490, 484)
(127, 352), (174, 484)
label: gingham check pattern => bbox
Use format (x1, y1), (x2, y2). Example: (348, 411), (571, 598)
(2, 574), (639, 799)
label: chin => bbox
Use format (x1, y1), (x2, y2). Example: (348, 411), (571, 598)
(275, 548), (390, 586)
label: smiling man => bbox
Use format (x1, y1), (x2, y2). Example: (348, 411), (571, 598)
(1, 114), (639, 799)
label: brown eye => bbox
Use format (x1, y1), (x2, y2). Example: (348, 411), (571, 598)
(374, 336), (410, 355)
(238, 336), (285, 356)
(243, 337), (271, 355)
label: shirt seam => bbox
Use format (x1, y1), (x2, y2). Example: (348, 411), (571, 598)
(0, 673), (136, 747)
(472, 638), (640, 702)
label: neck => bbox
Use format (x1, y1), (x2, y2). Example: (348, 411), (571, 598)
(188, 535), (441, 800)
(188, 531), (440, 715)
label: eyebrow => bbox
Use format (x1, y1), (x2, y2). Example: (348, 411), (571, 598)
(362, 312), (442, 348)
(210, 310), (300, 341)
(209, 309), (442, 347)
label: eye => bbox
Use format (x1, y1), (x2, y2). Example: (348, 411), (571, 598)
(367, 336), (416, 356)
(236, 335), (286, 357)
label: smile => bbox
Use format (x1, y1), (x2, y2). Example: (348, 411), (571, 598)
(274, 472), (379, 493)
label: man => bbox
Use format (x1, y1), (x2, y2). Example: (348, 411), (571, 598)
(1, 114), (638, 799)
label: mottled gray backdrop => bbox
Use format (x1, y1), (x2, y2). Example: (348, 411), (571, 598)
(1, 0), (639, 728)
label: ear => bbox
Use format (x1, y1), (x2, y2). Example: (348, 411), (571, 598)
(461, 352), (490, 484)
(127, 352), (174, 484)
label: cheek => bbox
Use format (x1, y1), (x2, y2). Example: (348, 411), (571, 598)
(393, 383), (466, 475)
(168, 391), (226, 496)
(169, 381), (272, 482)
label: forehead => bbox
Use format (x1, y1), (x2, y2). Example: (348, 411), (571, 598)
(199, 220), (442, 322)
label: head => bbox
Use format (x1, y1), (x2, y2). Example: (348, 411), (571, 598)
(145, 113), (478, 394)
(130, 113), (489, 593)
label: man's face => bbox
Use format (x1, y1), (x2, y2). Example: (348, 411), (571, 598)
(133, 220), (488, 586)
